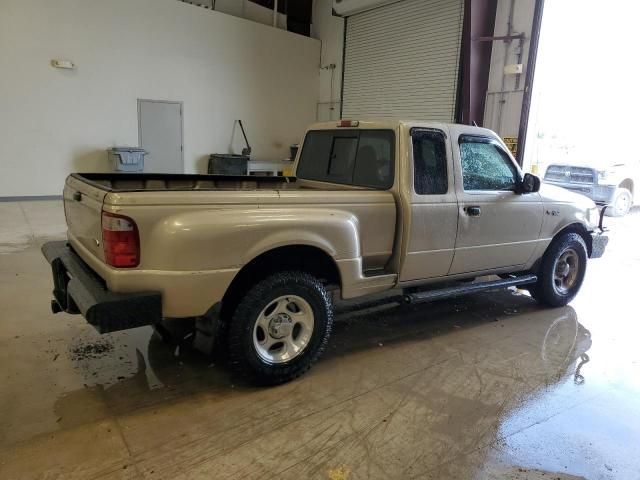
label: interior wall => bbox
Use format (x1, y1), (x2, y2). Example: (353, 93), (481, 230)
(0, 0), (319, 197)
(311, 0), (344, 121)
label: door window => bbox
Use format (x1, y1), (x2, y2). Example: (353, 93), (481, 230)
(412, 129), (448, 194)
(459, 136), (518, 191)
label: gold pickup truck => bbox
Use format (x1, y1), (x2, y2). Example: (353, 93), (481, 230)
(43, 120), (608, 384)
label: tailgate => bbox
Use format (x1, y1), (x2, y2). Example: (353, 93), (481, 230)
(64, 175), (107, 262)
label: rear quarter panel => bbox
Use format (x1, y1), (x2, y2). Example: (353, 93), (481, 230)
(104, 189), (396, 272)
(99, 188), (397, 316)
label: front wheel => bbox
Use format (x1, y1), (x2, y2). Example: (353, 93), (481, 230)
(227, 271), (333, 385)
(529, 232), (588, 307)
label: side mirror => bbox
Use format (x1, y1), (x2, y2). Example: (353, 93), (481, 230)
(520, 173), (541, 194)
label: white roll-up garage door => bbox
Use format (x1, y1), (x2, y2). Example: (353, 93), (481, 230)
(342, 0), (464, 121)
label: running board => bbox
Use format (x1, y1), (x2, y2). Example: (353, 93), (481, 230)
(403, 274), (538, 305)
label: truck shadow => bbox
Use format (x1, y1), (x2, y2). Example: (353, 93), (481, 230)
(53, 289), (590, 421)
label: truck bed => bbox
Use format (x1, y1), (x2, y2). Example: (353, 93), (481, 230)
(63, 172), (398, 281)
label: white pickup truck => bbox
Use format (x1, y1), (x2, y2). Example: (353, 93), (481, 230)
(43, 120), (609, 384)
(544, 159), (639, 216)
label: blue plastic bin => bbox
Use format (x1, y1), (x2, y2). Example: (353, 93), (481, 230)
(109, 147), (147, 172)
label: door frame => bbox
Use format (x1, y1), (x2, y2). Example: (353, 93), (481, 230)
(137, 99), (184, 173)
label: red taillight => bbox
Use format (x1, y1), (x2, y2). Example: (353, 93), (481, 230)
(338, 120), (359, 127)
(102, 212), (140, 268)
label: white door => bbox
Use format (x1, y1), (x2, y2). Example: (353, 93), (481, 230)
(342, 0), (464, 121)
(138, 100), (183, 173)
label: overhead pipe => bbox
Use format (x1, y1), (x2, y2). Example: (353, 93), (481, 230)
(496, 0), (517, 136)
(273, 0), (278, 27)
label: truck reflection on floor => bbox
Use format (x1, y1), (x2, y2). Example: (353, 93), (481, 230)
(53, 289), (591, 429)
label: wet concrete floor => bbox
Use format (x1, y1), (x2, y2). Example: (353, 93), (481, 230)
(0, 201), (639, 479)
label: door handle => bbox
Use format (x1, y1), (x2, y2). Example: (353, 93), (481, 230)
(73, 191), (82, 202)
(465, 206), (481, 216)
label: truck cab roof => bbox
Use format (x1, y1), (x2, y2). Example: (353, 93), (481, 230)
(306, 119), (499, 139)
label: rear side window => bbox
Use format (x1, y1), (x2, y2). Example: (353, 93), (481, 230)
(412, 129), (448, 194)
(296, 129), (395, 189)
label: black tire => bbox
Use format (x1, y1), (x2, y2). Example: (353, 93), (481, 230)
(228, 271), (333, 385)
(529, 232), (588, 307)
(605, 188), (632, 217)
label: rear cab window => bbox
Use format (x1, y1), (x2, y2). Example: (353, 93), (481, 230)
(296, 129), (395, 189)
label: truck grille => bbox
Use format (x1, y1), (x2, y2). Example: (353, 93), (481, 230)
(545, 165), (595, 184)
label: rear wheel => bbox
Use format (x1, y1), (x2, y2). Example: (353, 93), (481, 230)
(529, 232), (587, 307)
(605, 187), (632, 217)
(228, 271), (333, 385)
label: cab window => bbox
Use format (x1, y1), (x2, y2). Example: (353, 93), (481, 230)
(412, 129), (447, 195)
(297, 129), (395, 189)
(459, 136), (519, 191)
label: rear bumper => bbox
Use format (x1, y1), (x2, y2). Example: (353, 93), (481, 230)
(544, 180), (617, 205)
(42, 241), (161, 333)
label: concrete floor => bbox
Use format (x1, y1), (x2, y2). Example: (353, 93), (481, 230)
(1, 200), (639, 480)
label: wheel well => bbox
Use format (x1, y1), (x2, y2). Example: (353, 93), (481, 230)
(531, 223), (592, 274)
(619, 178), (634, 197)
(555, 223), (592, 257)
(220, 245), (341, 320)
